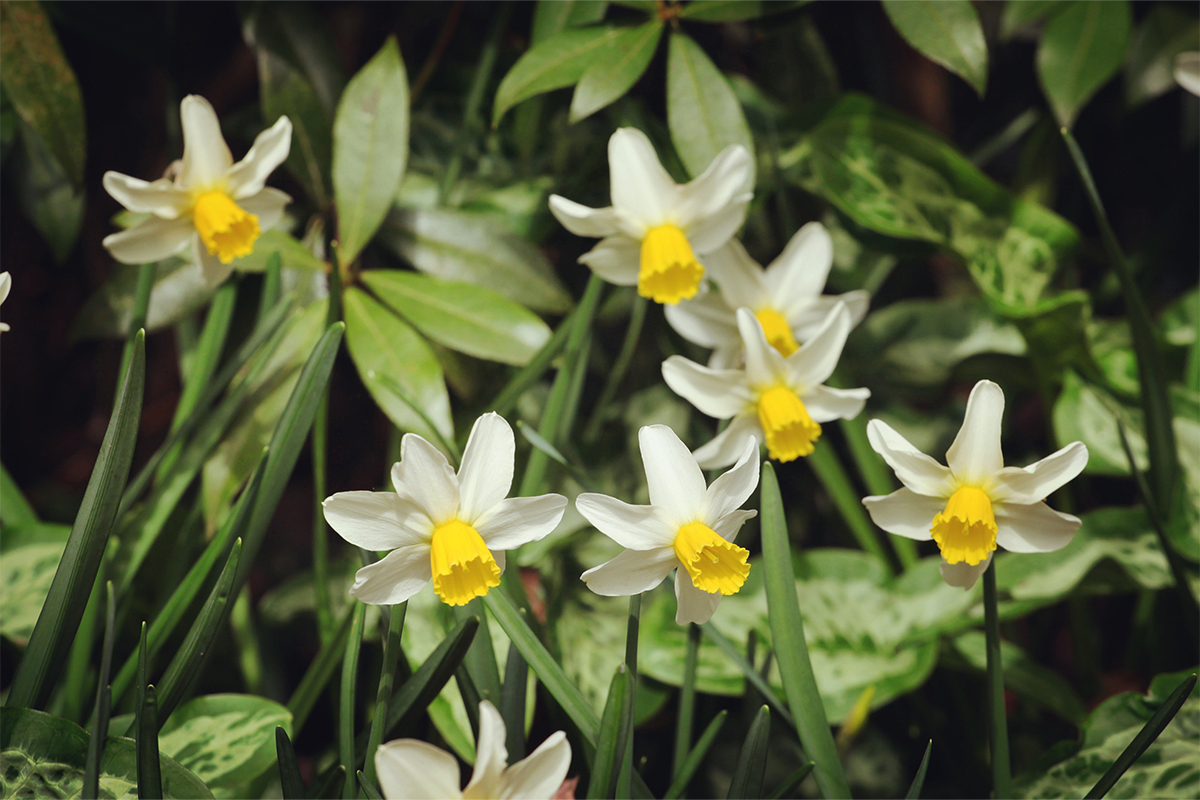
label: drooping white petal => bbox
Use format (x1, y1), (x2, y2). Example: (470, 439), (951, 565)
(664, 291), (738, 350)
(322, 491), (431, 551)
(763, 222), (833, 311)
(735, 309), (786, 388)
(376, 740), (463, 800)
(803, 384), (869, 424)
(702, 239), (769, 312)
(102, 172), (192, 218)
(1175, 52), (1200, 96)
(990, 442), (1089, 504)
(226, 115), (293, 199)
(866, 419), (956, 498)
(789, 290), (870, 342)
(940, 554), (991, 590)
(178, 95), (233, 189)
(578, 236), (641, 286)
(702, 437), (760, 524)
(0, 272), (10, 304)
(674, 574), (722, 625)
(640, 425), (708, 526)
(946, 380), (1006, 487)
(457, 413), (515, 524)
(674, 144), (752, 229)
(349, 545), (433, 605)
(238, 187), (292, 231)
(693, 414), (761, 470)
(710, 508), (756, 542)
(994, 501), (1081, 553)
(473, 495), (567, 551)
(861, 488), (942, 541)
(581, 548), (677, 596)
(464, 701), (507, 798)
(391, 434), (460, 525)
(192, 234), (236, 287)
(548, 195), (625, 238)
(497, 730), (571, 800)
(661, 356), (752, 419)
(103, 215), (194, 264)
(608, 127), (677, 226)
(783, 302), (851, 389)
(686, 195), (751, 254)
(575, 494), (674, 550)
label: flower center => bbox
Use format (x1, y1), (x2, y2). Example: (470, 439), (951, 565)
(930, 486), (998, 565)
(673, 522), (750, 595)
(429, 519), (501, 606)
(756, 385), (821, 461)
(755, 308), (799, 356)
(193, 191), (261, 264)
(639, 224), (704, 305)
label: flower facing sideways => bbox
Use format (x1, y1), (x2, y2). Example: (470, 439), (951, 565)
(862, 380), (1089, 589)
(578, 425), (760, 625)
(665, 222), (869, 367)
(663, 304), (870, 469)
(548, 127), (751, 305)
(323, 413), (567, 607)
(376, 699), (571, 800)
(102, 95), (292, 286)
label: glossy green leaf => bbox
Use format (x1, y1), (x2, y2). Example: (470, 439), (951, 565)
(243, 2), (346, 114)
(158, 694), (292, 789)
(492, 26), (625, 125)
(232, 229), (326, 274)
(277, 727), (305, 799)
(1125, 5), (1200, 107)
(84, 581), (117, 800)
(905, 740), (933, 799)
(882, 0), (988, 96)
(1000, 0), (1067, 40)
(570, 20), (662, 123)
(1037, 0), (1132, 128)
(383, 614), (479, 740)
(679, 0), (767, 22)
(333, 36), (409, 266)
(0, 536), (67, 645)
(0, 462), (38, 527)
(259, 47), (333, 207)
(726, 705), (770, 800)
(532, 0), (609, 42)
(136, 684), (162, 799)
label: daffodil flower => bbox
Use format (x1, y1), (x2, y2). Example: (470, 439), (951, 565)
(862, 380), (1089, 589)
(0, 272), (10, 332)
(663, 304), (870, 468)
(665, 223), (869, 367)
(102, 95), (292, 286)
(548, 127), (751, 305)
(376, 700), (571, 800)
(577, 425), (759, 625)
(323, 413), (567, 607)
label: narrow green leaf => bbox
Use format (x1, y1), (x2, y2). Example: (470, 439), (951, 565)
(340, 602), (367, 799)
(663, 710), (728, 800)
(137, 684), (162, 800)
(727, 705), (770, 800)
(490, 310), (574, 417)
(309, 766), (345, 800)
(364, 603), (407, 788)
(357, 771), (383, 800)
(501, 642), (529, 762)
(259, 47), (333, 207)
(456, 664), (483, 740)
(289, 604), (357, 734)
(982, 562), (1012, 800)
(570, 21), (662, 122)
(672, 623), (701, 781)
(7, 332), (144, 711)
(588, 665), (631, 798)
(83, 582), (116, 800)
(453, 598), (503, 710)
(807, 444), (894, 571)
(333, 36), (409, 265)
(382, 614), (480, 738)
(905, 740), (933, 799)
(493, 27), (626, 125)
(701, 622), (795, 729)
(882, 0), (988, 96)
(768, 763), (815, 800)
(1038, 0), (1132, 127)
(167, 281), (237, 438)
(277, 727), (306, 799)
(259, 253), (283, 324)
(759, 462), (849, 799)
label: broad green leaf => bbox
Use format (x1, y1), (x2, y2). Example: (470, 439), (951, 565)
(242, 1), (346, 114)
(570, 20), (662, 123)
(492, 27), (625, 126)
(679, 0), (765, 22)
(0, 1), (86, 187)
(362, 270), (550, 366)
(9, 119), (83, 264)
(73, 257), (214, 340)
(951, 632), (1086, 723)
(532, 0), (609, 43)
(258, 46), (333, 207)
(666, 32), (756, 190)
(0, 536), (67, 646)
(882, 0), (988, 96)
(0, 462), (38, 527)
(1054, 370), (1147, 475)
(1124, 4), (1200, 107)
(342, 287), (452, 444)
(333, 36), (409, 266)
(232, 228), (326, 273)
(1038, 0), (1132, 128)
(1000, 0), (1067, 40)
(379, 208), (572, 313)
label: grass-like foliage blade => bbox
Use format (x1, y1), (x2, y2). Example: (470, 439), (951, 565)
(663, 710), (728, 800)
(382, 614), (479, 738)
(364, 603), (407, 787)
(289, 605), (357, 734)
(136, 683), (162, 800)
(501, 641), (529, 761)
(340, 602), (367, 799)
(588, 665), (630, 798)
(727, 705), (771, 800)
(357, 770), (383, 800)
(701, 622), (795, 729)
(276, 726), (305, 799)
(83, 581), (117, 799)
(905, 740), (933, 799)
(768, 763), (816, 800)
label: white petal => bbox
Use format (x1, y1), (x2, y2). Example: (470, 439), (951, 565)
(102, 172), (191, 218)
(0, 272), (10, 305)
(803, 384), (869, 424)
(861, 488), (941, 541)
(192, 234), (235, 287)
(661, 356), (752, 419)
(178, 95), (233, 189)
(866, 420), (955, 497)
(575, 493), (674, 550)
(548, 195), (625, 238)
(497, 730), (571, 800)
(226, 115), (293, 199)
(349, 546), (433, 605)
(103, 216), (194, 264)
(640, 425), (707, 525)
(664, 290), (738, 350)
(789, 291), (871, 342)
(457, 413), (514, 524)
(464, 701), (507, 798)
(686, 195), (751, 254)
(693, 415), (761, 470)
(990, 442), (1089, 504)
(578, 236), (640, 286)
(735, 308), (786, 388)
(702, 436), (760, 524)
(322, 491), (431, 551)
(674, 574), (722, 625)
(581, 548), (677, 596)
(376, 739), (463, 800)
(946, 380), (1006, 487)
(784, 302), (851, 389)
(474, 494), (568, 551)
(702, 239), (769, 312)
(238, 187), (292, 231)
(711, 508), (756, 542)
(674, 144), (752, 229)
(940, 554), (991, 590)
(608, 127), (676, 225)
(1175, 52), (1200, 96)
(994, 501), (1081, 553)
(764, 222), (833, 307)
(392, 434), (460, 525)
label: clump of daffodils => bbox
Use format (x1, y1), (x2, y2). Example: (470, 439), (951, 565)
(102, 95), (292, 286)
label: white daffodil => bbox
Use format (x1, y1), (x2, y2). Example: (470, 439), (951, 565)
(102, 95), (292, 286)
(548, 127), (751, 305)
(0, 272), (10, 332)
(663, 304), (869, 469)
(376, 699), (571, 800)
(578, 425), (759, 625)
(862, 380), (1089, 589)
(665, 223), (869, 367)
(1176, 52), (1200, 96)
(323, 413), (567, 607)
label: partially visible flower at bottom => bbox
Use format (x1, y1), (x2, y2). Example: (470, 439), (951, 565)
(376, 699), (572, 800)
(0, 272), (10, 332)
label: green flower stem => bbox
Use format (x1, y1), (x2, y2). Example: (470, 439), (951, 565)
(583, 295), (648, 442)
(312, 390), (334, 643)
(118, 261), (155, 393)
(617, 593), (641, 799)
(340, 603), (367, 800)
(363, 603), (407, 789)
(62, 574), (103, 723)
(807, 443), (894, 572)
(983, 561), (1012, 800)
(672, 622), (701, 782)
(837, 414), (916, 568)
